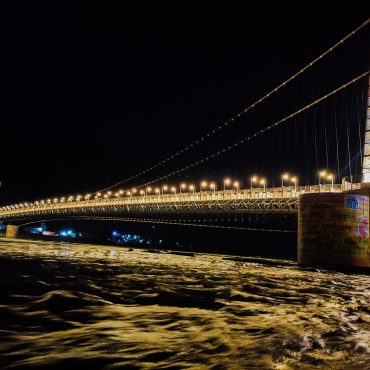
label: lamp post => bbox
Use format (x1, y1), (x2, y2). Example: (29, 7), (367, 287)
(281, 173), (289, 197)
(180, 183), (186, 194)
(223, 178), (231, 191)
(171, 186), (177, 196)
(145, 186), (152, 196)
(210, 182), (216, 194)
(319, 170), (326, 192)
(234, 181), (240, 194)
(291, 176), (298, 192)
(189, 184), (195, 195)
(199, 181), (208, 199)
(260, 178), (266, 193)
(250, 176), (257, 190)
(327, 174), (334, 191)
(155, 188), (161, 197)
(162, 185), (168, 195)
(281, 173), (289, 187)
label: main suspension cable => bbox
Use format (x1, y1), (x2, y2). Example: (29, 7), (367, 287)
(133, 72), (369, 190)
(95, 19), (369, 194)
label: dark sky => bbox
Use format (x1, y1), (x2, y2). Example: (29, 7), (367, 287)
(0, 4), (368, 203)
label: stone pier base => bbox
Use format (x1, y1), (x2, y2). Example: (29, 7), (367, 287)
(298, 193), (370, 269)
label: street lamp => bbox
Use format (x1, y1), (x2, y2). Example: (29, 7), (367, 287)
(180, 183), (186, 194)
(318, 170), (327, 192)
(234, 181), (240, 193)
(250, 176), (258, 189)
(189, 184), (195, 195)
(155, 188), (161, 196)
(162, 185), (168, 195)
(140, 189), (145, 197)
(132, 188), (137, 196)
(260, 178), (266, 192)
(145, 186), (152, 196)
(327, 174), (334, 191)
(210, 182), (217, 194)
(281, 173), (289, 197)
(281, 173), (289, 187)
(200, 181), (208, 192)
(291, 176), (298, 192)
(171, 186), (177, 195)
(223, 178), (231, 191)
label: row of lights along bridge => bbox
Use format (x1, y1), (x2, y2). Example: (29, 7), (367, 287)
(0, 170), (336, 210)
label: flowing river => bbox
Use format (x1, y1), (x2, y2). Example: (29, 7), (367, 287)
(0, 238), (369, 369)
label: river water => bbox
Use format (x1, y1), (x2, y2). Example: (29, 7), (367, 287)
(0, 239), (369, 369)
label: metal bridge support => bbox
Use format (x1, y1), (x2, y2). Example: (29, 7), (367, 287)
(298, 193), (370, 269)
(5, 225), (19, 238)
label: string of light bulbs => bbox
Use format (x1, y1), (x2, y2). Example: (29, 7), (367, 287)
(130, 71), (369, 190)
(95, 19), (369, 195)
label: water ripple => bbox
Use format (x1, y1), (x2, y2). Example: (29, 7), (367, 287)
(0, 239), (369, 369)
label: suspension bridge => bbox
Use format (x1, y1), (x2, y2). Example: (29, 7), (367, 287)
(0, 20), (369, 268)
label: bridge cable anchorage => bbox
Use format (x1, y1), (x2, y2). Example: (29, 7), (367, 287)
(94, 19), (370, 195)
(134, 72), (369, 190)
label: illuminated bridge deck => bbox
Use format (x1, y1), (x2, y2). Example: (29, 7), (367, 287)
(0, 184), (357, 222)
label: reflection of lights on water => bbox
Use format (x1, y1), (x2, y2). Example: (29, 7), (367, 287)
(59, 229), (76, 238)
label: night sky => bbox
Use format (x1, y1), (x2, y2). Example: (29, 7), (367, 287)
(0, 4), (368, 204)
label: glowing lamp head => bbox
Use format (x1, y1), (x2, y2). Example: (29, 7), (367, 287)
(181, 183), (186, 189)
(260, 179), (266, 185)
(282, 173), (289, 180)
(171, 186), (176, 192)
(189, 185), (195, 190)
(210, 182), (216, 189)
(319, 170), (326, 177)
(201, 181), (207, 188)
(251, 176), (257, 183)
(234, 181), (240, 188)
(224, 178), (231, 185)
